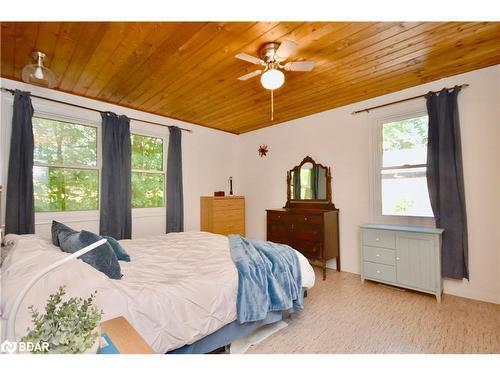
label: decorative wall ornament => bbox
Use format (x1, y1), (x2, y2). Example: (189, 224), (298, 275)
(258, 144), (269, 157)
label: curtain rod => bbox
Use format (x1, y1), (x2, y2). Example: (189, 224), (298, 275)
(0, 87), (192, 133)
(351, 84), (469, 115)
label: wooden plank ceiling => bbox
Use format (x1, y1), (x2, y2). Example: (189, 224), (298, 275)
(1, 22), (500, 134)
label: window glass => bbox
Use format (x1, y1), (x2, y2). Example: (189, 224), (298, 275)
(131, 134), (165, 208)
(381, 115), (433, 217)
(32, 117), (98, 212)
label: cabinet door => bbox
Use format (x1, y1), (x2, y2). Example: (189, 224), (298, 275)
(396, 233), (437, 292)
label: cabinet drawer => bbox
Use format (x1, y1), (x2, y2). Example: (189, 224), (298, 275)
(290, 214), (322, 225)
(213, 198), (244, 212)
(213, 210), (243, 223)
(267, 221), (289, 239)
(214, 221), (244, 236)
(293, 239), (321, 259)
(267, 211), (286, 222)
(294, 223), (322, 241)
(363, 261), (396, 283)
(363, 229), (396, 249)
(363, 246), (396, 266)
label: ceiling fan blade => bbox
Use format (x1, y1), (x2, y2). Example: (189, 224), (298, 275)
(284, 61), (315, 72)
(275, 40), (298, 61)
(235, 53), (263, 65)
(238, 70), (263, 81)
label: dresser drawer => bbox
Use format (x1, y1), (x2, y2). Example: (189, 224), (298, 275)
(267, 221), (289, 239)
(215, 221), (245, 236)
(213, 198), (244, 212)
(363, 246), (396, 266)
(294, 223), (322, 241)
(363, 229), (396, 249)
(293, 239), (321, 259)
(213, 209), (243, 223)
(290, 214), (322, 225)
(267, 211), (286, 222)
(363, 261), (396, 283)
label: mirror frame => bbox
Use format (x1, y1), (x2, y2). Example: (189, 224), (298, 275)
(285, 156), (337, 210)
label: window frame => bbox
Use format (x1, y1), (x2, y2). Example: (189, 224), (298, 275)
(370, 109), (435, 227)
(1, 91), (171, 229)
(29, 106), (103, 223)
(130, 131), (167, 209)
(32, 115), (101, 213)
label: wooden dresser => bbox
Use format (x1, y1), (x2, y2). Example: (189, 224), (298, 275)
(200, 196), (245, 236)
(267, 208), (339, 280)
(266, 156), (340, 280)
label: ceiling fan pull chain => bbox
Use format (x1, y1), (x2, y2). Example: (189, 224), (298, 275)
(271, 89), (274, 121)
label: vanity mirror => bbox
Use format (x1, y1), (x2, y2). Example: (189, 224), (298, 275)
(267, 156), (340, 280)
(286, 156), (335, 209)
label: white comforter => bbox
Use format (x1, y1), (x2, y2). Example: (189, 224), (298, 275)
(1, 232), (315, 353)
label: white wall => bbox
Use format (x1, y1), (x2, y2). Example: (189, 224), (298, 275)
(237, 65), (500, 304)
(2, 65), (499, 304)
(0, 78), (239, 239)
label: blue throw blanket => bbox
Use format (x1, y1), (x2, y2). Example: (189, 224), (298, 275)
(228, 235), (304, 324)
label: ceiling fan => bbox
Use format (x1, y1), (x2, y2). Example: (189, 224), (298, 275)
(236, 40), (315, 90)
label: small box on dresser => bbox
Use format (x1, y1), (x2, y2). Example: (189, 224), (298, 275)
(360, 224), (444, 303)
(200, 196), (245, 236)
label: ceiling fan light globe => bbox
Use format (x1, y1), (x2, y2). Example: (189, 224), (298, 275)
(260, 69), (284, 90)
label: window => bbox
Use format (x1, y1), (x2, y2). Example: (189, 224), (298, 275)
(33, 117), (99, 212)
(380, 115), (433, 217)
(131, 133), (165, 208)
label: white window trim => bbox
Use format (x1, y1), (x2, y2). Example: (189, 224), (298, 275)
(31, 102), (102, 222)
(369, 108), (435, 227)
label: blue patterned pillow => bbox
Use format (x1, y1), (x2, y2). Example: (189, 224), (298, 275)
(102, 236), (131, 262)
(51, 220), (77, 246)
(58, 229), (122, 279)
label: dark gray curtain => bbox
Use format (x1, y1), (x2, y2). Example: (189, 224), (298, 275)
(426, 86), (468, 280)
(5, 90), (35, 235)
(166, 126), (183, 233)
(292, 170), (301, 199)
(99, 112), (132, 240)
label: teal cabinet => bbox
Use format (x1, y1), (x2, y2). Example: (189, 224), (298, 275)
(360, 224), (444, 303)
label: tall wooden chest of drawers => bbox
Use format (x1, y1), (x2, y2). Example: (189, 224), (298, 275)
(266, 208), (340, 280)
(360, 224), (444, 303)
(200, 196), (245, 236)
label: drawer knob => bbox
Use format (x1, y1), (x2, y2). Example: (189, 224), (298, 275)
(376, 254), (380, 257)
(376, 270), (381, 274)
(277, 215), (281, 219)
(396, 257), (400, 261)
(375, 237), (380, 241)
(304, 217), (308, 221)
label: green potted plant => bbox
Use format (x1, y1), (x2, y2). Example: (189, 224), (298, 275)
(22, 286), (102, 354)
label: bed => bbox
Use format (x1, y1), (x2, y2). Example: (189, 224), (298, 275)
(0, 231), (315, 353)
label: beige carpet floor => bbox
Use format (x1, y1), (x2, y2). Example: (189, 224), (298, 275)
(247, 267), (500, 354)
